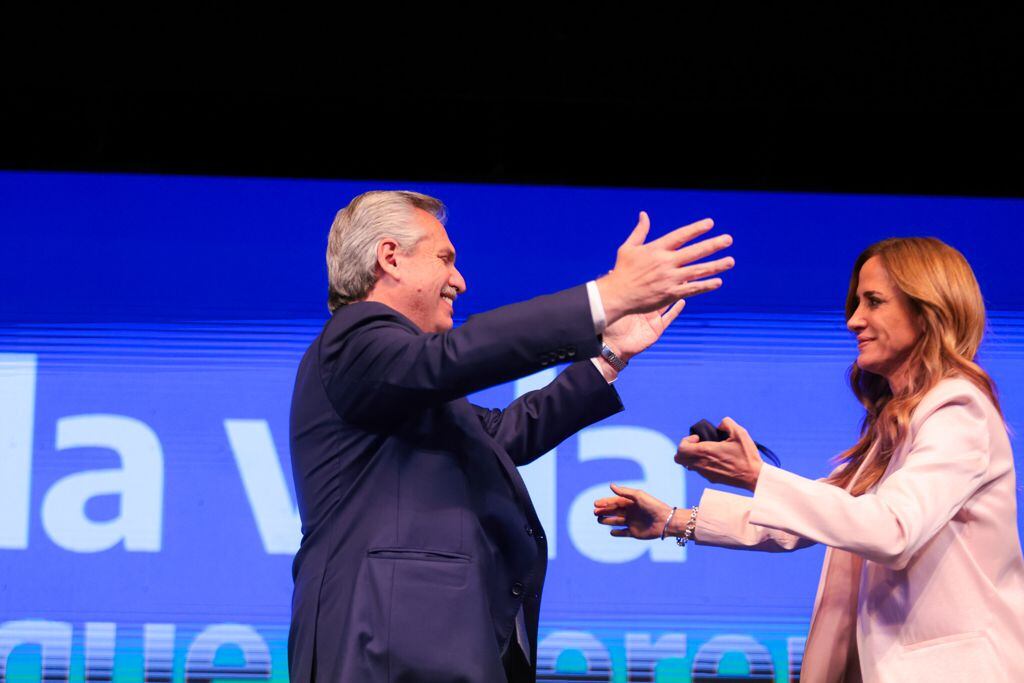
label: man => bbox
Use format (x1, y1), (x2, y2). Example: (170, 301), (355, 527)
(288, 190), (734, 682)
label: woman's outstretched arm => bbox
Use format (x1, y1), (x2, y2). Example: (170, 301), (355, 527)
(594, 483), (816, 552)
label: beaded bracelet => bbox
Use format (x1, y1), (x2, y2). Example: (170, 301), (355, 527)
(676, 505), (699, 547)
(660, 506), (678, 540)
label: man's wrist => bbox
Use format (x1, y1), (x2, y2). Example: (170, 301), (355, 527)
(600, 343), (629, 372)
(595, 274), (628, 325)
(601, 339), (634, 363)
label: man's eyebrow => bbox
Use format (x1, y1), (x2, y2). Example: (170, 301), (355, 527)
(439, 247), (456, 260)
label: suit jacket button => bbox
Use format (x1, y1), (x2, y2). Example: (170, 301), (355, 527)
(512, 582), (524, 597)
(557, 350), (567, 360)
(525, 525), (534, 536)
(567, 347), (576, 357)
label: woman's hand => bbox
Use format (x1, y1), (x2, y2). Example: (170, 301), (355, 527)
(593, 483), (675, 540)
(675, 417), (763, 492)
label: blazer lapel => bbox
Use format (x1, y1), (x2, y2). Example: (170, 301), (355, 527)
(801, 447), (879, 682)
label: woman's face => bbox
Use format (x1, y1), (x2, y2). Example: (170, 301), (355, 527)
(847, 255), (922, 384)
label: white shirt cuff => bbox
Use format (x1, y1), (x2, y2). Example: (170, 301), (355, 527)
(590, 356), (617, 383)
(586, 280), (607, 336)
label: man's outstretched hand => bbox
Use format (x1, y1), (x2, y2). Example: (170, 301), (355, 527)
(603, 300), (686, 362)
(597, 212), (734, 326)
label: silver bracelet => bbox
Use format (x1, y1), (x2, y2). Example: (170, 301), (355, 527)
(660, 506), (678, 540)
(676, 505), (699, 547)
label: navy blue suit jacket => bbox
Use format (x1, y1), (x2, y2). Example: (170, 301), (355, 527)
(287, 284), (623, 682)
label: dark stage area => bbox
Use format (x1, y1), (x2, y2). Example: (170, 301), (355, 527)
(4, 10), (1024, 197)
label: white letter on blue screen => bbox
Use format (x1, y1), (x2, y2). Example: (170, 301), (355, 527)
(143, 623), (176, 682)
(41, 415), (164, 552)
(185, 623), (272, 681)
(691, 634), (774, 679)
(225, 419), (301, 555)
(568, 426), (685, 563)
(536, 630), (612, 679)
(0, 354), (36, 550)
(0, 620), (72, 682)
(626, 632), (687, 681)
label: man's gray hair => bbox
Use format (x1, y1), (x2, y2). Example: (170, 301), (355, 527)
(326, 190), (447, 312)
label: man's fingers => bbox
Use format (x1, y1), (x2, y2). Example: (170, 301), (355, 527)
(623, 211), (651, 247)
(610, 527), (632, 538)
(661, 300), (686, 326)
(676, 278), (724, 299)
(676, 255), (736, 281)
(651, 218), (714, 250)
(673, 234), (734, 266)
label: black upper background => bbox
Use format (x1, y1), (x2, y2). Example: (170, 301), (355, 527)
(3, 8), (1023, 196)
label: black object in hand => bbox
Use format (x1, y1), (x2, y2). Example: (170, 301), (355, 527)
(689, 419), (781, 466)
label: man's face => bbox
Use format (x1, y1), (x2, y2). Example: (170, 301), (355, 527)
(397, 209), (467, 333)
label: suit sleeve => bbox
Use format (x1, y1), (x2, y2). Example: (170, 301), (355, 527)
(320, 285), (602, 424)
(746, 382), (993, 570)
(471, 360), (624, 466)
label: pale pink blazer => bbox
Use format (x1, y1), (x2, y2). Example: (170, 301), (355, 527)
(695, 378), (1024, 682)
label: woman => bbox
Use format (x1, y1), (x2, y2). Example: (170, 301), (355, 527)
(594, 238), (1024, 682)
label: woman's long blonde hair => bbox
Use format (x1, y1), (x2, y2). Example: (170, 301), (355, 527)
(826, 237), (1001, 495)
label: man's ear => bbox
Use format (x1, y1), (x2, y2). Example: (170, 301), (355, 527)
(376, 238), (401, 280)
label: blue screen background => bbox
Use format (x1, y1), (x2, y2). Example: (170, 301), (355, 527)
(1, 172), (1022, 682)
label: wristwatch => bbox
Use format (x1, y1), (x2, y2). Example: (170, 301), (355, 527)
(600, 344), (628, 372)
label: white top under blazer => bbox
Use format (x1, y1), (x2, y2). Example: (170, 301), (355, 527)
(695, 377), (1024, 682)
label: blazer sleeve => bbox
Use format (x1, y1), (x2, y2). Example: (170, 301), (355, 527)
(695, 488), (817, 552)
(320, 285), (602, 424)
(746, 380), (994, 570)
(471, 359), (624, 466)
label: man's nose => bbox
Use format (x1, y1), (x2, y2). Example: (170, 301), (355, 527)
(452, 267), (467, 294)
